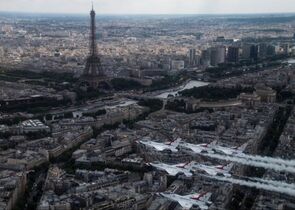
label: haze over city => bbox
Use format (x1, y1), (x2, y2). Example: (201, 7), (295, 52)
(1, 0), (295, 210)
(1, 0), (295, 14)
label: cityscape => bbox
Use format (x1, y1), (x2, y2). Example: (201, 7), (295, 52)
(1, 0), (295, 210)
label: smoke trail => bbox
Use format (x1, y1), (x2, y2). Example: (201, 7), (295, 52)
(200, 153), (295, 174)
(180, 144), (295, 168)
(246, 177), (295, 191)
(236, 154), (295, 167)
(205, 175), (295, 197)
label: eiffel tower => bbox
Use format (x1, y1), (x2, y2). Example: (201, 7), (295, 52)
(81, 3), (110, 89)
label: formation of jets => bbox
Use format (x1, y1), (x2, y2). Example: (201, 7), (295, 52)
(138, 137), (248, 208)
(137, 137), (247, 156)
(158, 191), (212, 210)
(148, 161), (234, 178)
(179, 141), (247, 156)
(137, 137), (249, 209)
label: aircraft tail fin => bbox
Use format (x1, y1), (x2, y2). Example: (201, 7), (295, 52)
(201, 192), (212, 202)
(238, 143), (248, 151)
(171, 138), (181, 146)
(209, 140), (217, 147)
(224, 163), (234, 172)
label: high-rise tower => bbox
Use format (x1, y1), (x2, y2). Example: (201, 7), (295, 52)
(84, 4), (104, 77)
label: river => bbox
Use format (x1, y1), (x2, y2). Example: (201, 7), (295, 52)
(155, 80), (209, 99)
(286, 58), (295, 64)
(106, 80), (209, 109)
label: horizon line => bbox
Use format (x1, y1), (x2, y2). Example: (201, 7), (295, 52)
(1, 10), (295, 16)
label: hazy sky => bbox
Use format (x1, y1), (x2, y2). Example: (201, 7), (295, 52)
(1, 0), (295, 14)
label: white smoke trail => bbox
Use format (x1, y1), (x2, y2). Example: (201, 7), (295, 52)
(247, 177), (295, 191)
(236, 153), (295, 167)
(180, 144), (295, 168)
(205, 175), (295, 197)
(200, 153), (295, 174)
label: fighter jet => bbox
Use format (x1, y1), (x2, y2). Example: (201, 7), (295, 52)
(193, 163), (234, 177)
(148, 161), (196, 177)
(212, 143), (248, 156)
(178, 141), (217, 154)
(137, 137), (181, 152)
(159, 191), (212, 210)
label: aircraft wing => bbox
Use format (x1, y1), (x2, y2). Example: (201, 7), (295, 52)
(196, 202), (210, 210)
(161, 193), (194, 209)
(150, 163), (181, 176)
(205, 168), (217, 176)
(163, 167), (180, 176)
(177, 200), (194, 209)
(165, 166), (192, 177)
(161, 192), (211, 210)
(213, 146), (233, 155)
(140, 141), (165, 151)
(150, 142), (177, 152)
(188, 144), (206, 153)
(152, 144), (166, 151)
(178, 197), (210, 210)
(193, 165), (217, 176)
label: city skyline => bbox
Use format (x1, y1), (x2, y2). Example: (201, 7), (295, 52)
(1, 0), (295, 209)
(1, 0), (295, 15)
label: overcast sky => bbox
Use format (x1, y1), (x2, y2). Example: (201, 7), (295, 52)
(1, 0), (295, 15)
